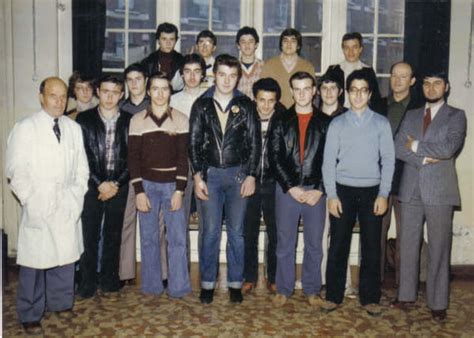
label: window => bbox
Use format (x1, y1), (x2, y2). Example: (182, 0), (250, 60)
(347, 0), (405, 96)
(102, 0), (405, 96)
(179, 0), (240, 57)
(262, 0), (323, 73)
(103, 0), (158, 73)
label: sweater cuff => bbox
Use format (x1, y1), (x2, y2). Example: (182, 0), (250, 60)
(132, 179), (144, 194)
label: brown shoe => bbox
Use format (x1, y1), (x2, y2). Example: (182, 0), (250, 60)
(320, 300), (340, 313)
(22, 321), (43, 335)
(54, 309), (75, 320)
(307, 294), (324, 307)
(431, 309), (447, 322)
(266, 281), (277, 294)
(273, 293), (288, 306)
(364, 303), (383, 317)
(390, 298), (415, 310)
(242, 282), (255, 294)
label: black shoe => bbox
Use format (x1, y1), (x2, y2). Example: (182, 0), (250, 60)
(200, 288), (215, 304)
(162, 279), (168, 289)
(229, 288), (243, 304)
(22, 321), (43, 335)
(432, 309), (447, 322)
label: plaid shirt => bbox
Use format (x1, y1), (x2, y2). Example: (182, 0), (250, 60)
(99, 109), (120, 174)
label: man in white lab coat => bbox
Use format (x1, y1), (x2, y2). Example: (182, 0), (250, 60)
(5, 77), (89, 335)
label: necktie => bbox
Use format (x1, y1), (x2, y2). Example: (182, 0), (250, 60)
(53, 118), (61, 143)
(423, 107), (431, 136)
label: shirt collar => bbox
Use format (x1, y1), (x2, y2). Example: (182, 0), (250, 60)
(388, 94), (411, 107)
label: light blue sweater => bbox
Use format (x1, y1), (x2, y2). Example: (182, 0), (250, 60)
(322, 108), (395, 199)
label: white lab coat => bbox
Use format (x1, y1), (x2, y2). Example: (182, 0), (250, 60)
(5, 110), (89, 269)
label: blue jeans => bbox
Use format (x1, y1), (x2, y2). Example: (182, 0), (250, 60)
(275, 185), (326, 297)
(139, 180), (191, 297)
(198, 166), (248, 289)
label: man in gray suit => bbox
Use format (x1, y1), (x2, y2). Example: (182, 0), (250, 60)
(393, 71), (467, 322)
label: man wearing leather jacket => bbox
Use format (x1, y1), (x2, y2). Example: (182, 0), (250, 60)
(76, 76), (132, 299)
(269, 71), (330, 307)
(189, 54), (261, 304)
(242, 78), (285, 295)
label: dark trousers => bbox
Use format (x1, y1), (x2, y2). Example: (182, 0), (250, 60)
(78, 184), (128, 297)
(17, 264), (74, 323)
(380, 194), (401, 283)
(243, 180), (277, 284)
(326, 184), (382, 305)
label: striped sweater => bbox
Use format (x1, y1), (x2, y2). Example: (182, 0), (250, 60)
(128, 107), (189, 193)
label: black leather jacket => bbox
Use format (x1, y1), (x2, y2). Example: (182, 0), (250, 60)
(256, 102), (286, 183)
(269, 106), (330, 193)
(76, 107), (132, 189)
(188, 89), (261, 180)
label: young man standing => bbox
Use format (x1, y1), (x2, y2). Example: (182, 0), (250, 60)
(128, 73), (191, 298)
(317, 73), (347, 118)
(325, 32), (381, 111)
(141, 22), (184, 91)
(118, 63), (150, 286)
(269, 72), (329, 307)
(393, 71), (466, 322)
(261, 28), (315, 108)
(170, 53), (207, 229)
(236, 26), (264, 100)
(76, 76), (132, 299)
(196, 30), (217, 89)
(189, 54), (261, 304)
(322, 69), (394, 316)
(66, 72), (98, 119)
(121, 63), (149, 115)
(242, 78), (284, 294)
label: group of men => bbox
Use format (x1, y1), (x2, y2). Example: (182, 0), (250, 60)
(5, 22), (466, 335)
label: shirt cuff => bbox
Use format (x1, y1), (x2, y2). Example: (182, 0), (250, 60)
(411, 140), (419, 153)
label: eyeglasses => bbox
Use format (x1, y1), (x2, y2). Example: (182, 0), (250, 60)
(348, 87), (370, 95)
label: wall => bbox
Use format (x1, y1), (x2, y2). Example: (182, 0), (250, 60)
(448, 0), (474, 265)
(0, 0), (72, 255)
(0, 0), (473, 264)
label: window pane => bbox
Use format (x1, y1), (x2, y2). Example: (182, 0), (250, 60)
(263, 0), (291, 33)
(106, 0), (125, 29)
(180, 0), (209, 31)
(378, 0), (404, 34)
(360, 37), (373, 67)
(180, 34), (198, 55)
(129, 32), (155, 65)
(295, 0), (323, 33)
(347, 0), (375, 34)
(377, 77), (389, 97)
(214, 36), (239, 57)
(128, 0), (156, 29)
(212, 0), (240, 32)
(262, 36), (280, 60)
(376, 38), (403, 73)
(300, 36), (321, 73)
(103, 32), (125, 69)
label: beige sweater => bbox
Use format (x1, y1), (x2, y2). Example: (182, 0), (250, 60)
(261, 56), (315, 108)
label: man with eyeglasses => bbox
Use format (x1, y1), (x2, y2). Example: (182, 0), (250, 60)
(195, 30), (217, 89)
(322, 68), (395, 316)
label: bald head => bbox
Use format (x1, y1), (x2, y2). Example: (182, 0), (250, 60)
(390, 62), (415, 100)
(39, 77), (68, 118)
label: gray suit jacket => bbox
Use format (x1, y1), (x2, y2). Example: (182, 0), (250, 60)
(395, 103), (466, 206)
